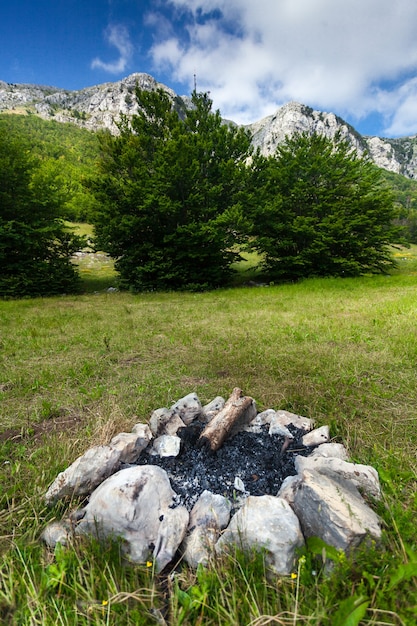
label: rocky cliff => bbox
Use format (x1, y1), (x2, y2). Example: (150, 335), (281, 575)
(1, 73), (417, 178)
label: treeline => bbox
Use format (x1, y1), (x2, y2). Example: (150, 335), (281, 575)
(0, 93), (410, 296)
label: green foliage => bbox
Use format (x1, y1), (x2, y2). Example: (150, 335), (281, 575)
(380, 169), (417, 243)
(91, 88), (253, 291)
(0, 113), (99, 222)
(251, 132), (404, 280)
(0, 122), (85, 297)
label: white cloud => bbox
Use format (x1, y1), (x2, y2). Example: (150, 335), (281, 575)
(91, 24), (133, 74)
(149, 0), (417, 134)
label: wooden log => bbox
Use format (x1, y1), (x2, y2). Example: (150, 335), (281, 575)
(198, 387), (256, 452)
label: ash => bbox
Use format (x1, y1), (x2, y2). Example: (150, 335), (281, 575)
(136, 424), (314, 510)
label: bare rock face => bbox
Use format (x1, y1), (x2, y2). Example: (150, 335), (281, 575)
(216, 495), (305, 575)
(183, 490), (232, 568)
(290, 470), (381, 553)
(2, 77), (416, 176)
(45, 445), (121, 504)
(75, 465), (189, 572)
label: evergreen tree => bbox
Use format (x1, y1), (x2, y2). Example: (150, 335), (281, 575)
(0, 123), (84, 297)
(91, 88), (252, 291)
(251, 132), (404, 280)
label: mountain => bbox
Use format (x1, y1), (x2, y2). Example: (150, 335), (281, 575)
(1, 73), (417, 178)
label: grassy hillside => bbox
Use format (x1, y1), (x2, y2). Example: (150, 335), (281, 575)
(1, 252), (417, 624)
(0, 113), (100, 222)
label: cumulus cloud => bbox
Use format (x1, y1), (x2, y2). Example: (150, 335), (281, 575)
(91, 24), (133, 74)
(148, 0), (417, 135)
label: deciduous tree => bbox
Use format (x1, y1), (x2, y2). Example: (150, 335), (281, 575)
(251, 132), (404, 280)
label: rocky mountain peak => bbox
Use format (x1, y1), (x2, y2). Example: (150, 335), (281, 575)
(1, 73), (417, 178)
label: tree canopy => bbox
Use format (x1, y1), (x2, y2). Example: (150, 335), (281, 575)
(91, 88), (253, 291)
(0, 121), (85, 297)
(250, 132), (404, 280)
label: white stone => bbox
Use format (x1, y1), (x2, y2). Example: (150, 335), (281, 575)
(75, 465), (189, 572)
(294, 456), (381, 499)
(170, 393), (203, 425)
(302, 425), (330, 447)
(45, 445), (121, 504)
(41, 521), (71, 548)
(277, 475), (302, 505)
(273, 410), (315, 432)
(202, 397), (225, 422)
(291, 470), (381, 553)
(216, 495), (305, 575)
(234, 476), (246, 492)
(131, 422), (153, 439)
(249, 409), (276, 426)
(268, 419), (294, 439)
(149, 408), (172, 436)
(110, 431), (151, 463)
(150, 435), (181, 457)
(183, 490), (231, 568)
(310, 443), (349, 461)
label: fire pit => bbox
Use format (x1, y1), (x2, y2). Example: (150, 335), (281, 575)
(42, 388), (382, 576)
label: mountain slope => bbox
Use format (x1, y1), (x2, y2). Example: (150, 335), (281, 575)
(1, 73), (417, 178)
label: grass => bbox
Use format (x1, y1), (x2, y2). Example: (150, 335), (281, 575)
(1, 245), (417, 624)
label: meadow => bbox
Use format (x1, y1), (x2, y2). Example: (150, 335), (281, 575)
(1, 245), (417, 624)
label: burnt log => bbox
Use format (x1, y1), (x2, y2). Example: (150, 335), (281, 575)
(198, 387), (256, 452)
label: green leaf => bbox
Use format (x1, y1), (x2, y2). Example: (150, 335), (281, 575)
(332, 595), (369, 626)
(388, 561), (417, 590)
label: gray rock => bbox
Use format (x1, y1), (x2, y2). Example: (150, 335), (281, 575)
(45, 445), (121, 504)
(302, 425), (330, 447)
(75, 465), (189, 571)
(41, 521), (71, 548)
(273, 410), (315, 432)
(244, 408), (276, 433)
(183, 490), (231, 568)
(148, 408), (186, 437)
(110, 430), (151, 463)
(131, 422), (153, 440)
(216, 495), (304, 575)
(277, 475), (302, 505)
(150, 435), (181, 458)
(310, 443), (349, 461)
(294, 456), (381, 499)
(202, 397), (225, 422)
(268, 419), (294, 439)
(170, 393), (203, 425)
(291, 470), (381, 553)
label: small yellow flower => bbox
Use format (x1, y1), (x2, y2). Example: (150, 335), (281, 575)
(102, 600), (109, 606)
(290, 572), (297, 579)
(146, 561), (153, 568)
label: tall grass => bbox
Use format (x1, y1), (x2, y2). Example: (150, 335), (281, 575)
(1, 248), (417, 624)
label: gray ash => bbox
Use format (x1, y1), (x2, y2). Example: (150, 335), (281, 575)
(136, 424), (314, 510)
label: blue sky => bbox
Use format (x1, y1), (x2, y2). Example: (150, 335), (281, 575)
(2, 0), (417, 137)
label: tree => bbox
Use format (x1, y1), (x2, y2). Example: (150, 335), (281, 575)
(0, 123), (84, 297)
(251, 132), (404, 280)
(91, 88), (252, 291)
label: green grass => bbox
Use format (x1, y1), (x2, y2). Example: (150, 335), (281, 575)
(1, 247), (417, 624)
